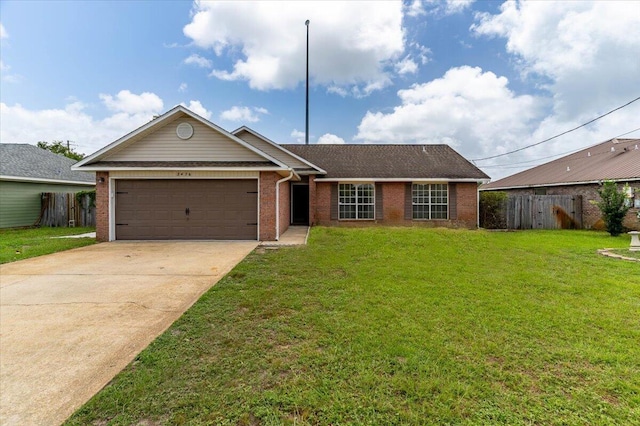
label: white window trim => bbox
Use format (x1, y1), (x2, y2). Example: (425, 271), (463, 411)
(338, 182), (375, 220)
(412, 183), (449, 220)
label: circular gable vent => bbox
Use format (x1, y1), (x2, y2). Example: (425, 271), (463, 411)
(176, 122), (194, 140)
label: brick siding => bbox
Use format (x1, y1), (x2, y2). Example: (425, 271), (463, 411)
(95, 171), (109, 242)
(314, 181), (478, 229)
(309, 175), (317, 225)
(259, 171), (292, 240)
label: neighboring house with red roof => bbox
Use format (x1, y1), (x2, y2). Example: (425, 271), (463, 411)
(481, 138), (640, 230)
(72, 105), (489, 242)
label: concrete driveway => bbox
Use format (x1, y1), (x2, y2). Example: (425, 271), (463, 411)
(0, 241), (257, 425)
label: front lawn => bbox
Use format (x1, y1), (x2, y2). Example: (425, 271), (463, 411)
(67, 228), (639, 425)
(0, 226), (96, 264)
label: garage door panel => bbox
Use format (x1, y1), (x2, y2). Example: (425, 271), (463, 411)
(115, 179), (257, 240)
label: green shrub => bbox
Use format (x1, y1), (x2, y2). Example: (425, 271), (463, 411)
(595, 181), (631, 236)
(479, 191), (507, 229)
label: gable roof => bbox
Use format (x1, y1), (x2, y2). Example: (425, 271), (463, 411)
(73, 105), (291, 171)
(232, 126), (325, 174)
(482, 138), (640, 190)
(0, 144), (95, 185)
(281, 144), (489, 181)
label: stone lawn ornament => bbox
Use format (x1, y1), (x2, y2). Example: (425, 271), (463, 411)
(629, 231), (640, 252)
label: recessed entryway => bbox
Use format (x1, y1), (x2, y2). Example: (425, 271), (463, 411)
(291, 183), (309, 226)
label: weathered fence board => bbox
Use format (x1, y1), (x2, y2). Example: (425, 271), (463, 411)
(39, 192), (96, 227)
(505, 195), (582, 230)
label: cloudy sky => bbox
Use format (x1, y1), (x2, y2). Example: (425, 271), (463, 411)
(1, 0), (639, 180)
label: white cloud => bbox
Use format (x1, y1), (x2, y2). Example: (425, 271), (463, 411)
(0, 90), (169, 155)
(99, 90), (163, 115)
(317, 133), (346, 144)
(327, 85), (349, 97)
(355, 66), (543, 159)
(178, 82), (188, 92)
(0, 100), (158, 156)
(184, 53), (212, 68)
(184, 1), (404, 95)
(219, 106), (268, 123)
(395, 56), (418, 75)
(471, 1), (640, 118)
(0, 23), (8, 39)
(0, 61), (9, 71)
(291, 129), (305, 143)
(181, 100), (212, 120)
(406, 0), (426, 17)
(416, 0), (474, 16)
(443, 0), (475, 15)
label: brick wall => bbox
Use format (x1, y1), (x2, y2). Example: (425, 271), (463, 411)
(382, 182), (405, 223)
(95, 171), (109, 242)
(456, 182), (479, 226)
(259, 172), (277, 240)
(314, 181), (479, 229)
(309, 175), (317, 225)
(279, 175), (290, 237)
(259, 171), (294, 240)
(491, 182), (639, 230)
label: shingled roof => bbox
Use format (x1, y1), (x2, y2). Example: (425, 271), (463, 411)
(482, 138), (640, 190)
(0, 144), (95, 184)
(281, 144), (489, 181)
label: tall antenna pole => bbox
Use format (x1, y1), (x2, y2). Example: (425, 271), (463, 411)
(305, 19), (310, 145)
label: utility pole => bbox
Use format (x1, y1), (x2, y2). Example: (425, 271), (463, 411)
(305, 19), (310, 145)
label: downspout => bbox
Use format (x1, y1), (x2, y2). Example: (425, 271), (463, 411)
(275, 170), (294, 241)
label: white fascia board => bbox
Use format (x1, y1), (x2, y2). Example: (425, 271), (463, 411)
(232, 126), (327, 174)
(74, 105), (290, 170)
(314, 177), (489, 183)
(0, 175), (95, 186)
(479, 177), (640, 191)
(73, 166), (289, 172)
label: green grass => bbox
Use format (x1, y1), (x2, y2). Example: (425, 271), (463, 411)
(0, 226), (96, 264)
(66, 228), (639, 425)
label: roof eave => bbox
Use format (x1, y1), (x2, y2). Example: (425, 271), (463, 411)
(0, 175), (95, 186)
(72, 166), (290, 172)
(314, 177), (489, 183)
(480, 177), (640, 191)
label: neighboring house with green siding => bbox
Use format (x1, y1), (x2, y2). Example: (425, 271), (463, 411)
(0, 144), (95, 228)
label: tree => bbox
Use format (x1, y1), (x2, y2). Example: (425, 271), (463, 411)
(595, 180), (631, 236)
(37, 140), (84, 161)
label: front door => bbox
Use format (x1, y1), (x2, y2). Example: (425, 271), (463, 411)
(291, 184), (309, 225)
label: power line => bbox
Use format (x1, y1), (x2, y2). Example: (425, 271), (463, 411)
(479, 125), (640, 168)
(472, 96), (640, 162)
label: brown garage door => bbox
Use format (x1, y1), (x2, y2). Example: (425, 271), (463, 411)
(115, 179), (258, 240)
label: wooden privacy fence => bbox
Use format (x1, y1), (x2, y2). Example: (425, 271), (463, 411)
(505, 195), (582, 230)
(38, 192), (96, 227)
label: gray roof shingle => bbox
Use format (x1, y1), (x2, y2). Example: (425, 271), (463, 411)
(0, 144), (95, 183)
(281, 144), (489, 180)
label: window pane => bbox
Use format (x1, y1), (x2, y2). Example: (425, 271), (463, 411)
(358, 204), (374, 219)
(431, 204), (448, 219)
(413, 183), (447, 219)
(339, 183), (375, 220)
(413, 205), (428, 219)
(339, 204), (356, 219)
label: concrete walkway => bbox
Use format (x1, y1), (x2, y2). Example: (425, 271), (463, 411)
(0, 241), (257, 425)
(261, 226), (309, 247)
